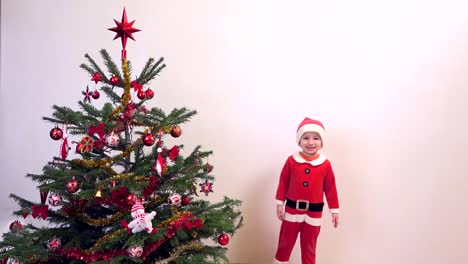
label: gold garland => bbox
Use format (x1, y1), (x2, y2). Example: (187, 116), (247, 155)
(70, 145), (134, 172)
(112, 59), (131, 116)
(157, 210), (189, 228)
(77, 211), (126, 226)
(154, 241), (204, 264)
(85, 228), (127, 253)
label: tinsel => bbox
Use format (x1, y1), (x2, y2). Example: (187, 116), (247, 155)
(76, 211), (125, 226)
(70, 145), (134, 172)
(111, 59), (131, 116)
(154, 241), (204, 264)
(86, 229), (127, 252)
(56, 211), (201, 262)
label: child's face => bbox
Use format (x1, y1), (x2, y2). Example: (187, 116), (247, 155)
(299, 131), (322, 156)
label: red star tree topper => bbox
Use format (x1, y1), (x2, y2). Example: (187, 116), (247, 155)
(108, 7), (141, 59)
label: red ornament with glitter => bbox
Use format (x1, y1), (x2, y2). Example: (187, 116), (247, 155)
(181, 196), (190, 206)
(49, 127), (63, 141)
(145, 88), (154, 99)
(110, 75), (119, 85)
(126, 193), (137, 205)
(217, 233), (230, 246)
(137, 89), (146, 100)
(9, 220), (23, 233)
(170, 125), (182, 138)
(204, 163), (214, 173)
(142, 133), (155, 146)
(66, 178), (79, 193)
(92, 90), (100, 99)
(47, 238), (61, 251)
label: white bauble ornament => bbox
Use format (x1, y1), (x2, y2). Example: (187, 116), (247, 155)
(47, 193), (62, 207)
(167, 193), (182, 206)
(105, 131), (120, 147)
(7, 258), (23, 264)
(127, 245), (143, 258)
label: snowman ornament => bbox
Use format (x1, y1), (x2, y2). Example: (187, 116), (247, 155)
(127, 200), (157, 234)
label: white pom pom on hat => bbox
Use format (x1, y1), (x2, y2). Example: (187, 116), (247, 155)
(296, 117), (325, 145)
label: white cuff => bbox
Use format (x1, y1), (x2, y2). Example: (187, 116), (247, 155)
(330, 208), (339, 214)
(275, 200), (284, 205)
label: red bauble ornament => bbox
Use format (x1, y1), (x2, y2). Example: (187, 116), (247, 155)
(9, 220), (23, 233)
(110, 76), (119, 85)
(50, 127), (63, 141)
(142, 133), (155, 146)
(47, 238), (61, 251)
(170, 125), (182, 138)
(217, 233), (230, 246)
(66, 178), (79, 193)
(204, 163), (214, 173)
(145, 88), (154, 99)
(181, 196), (190, 206)
(137, 89), (146, 100)
(92, 90), (100, 99)
(126, 193), (137, 205)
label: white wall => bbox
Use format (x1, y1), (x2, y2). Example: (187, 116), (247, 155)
(2, 1), (468, 263)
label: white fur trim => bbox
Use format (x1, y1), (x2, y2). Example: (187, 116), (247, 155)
(273, 259), (289, 264)
(330, 208), (339, 214)
(283, 213), (322, 226)
(296, 123), (325, 144)
(276, 200), (284, 205)
(292, 152), (327, 166)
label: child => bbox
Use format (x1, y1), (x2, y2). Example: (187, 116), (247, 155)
(274, 117), (339, 264)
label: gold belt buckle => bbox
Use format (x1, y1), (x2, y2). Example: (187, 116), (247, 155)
(296, 200), (309, 211)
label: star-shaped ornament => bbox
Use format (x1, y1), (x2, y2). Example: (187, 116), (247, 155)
(108, 7), (140, 51)
(82, 86), (93, 102)
(91, 72), (102, 84)
(199, 180), (214, 196)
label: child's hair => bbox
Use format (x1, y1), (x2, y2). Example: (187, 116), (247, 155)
(296, 117), (325, 145)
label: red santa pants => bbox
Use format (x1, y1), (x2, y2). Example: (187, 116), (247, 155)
(274, 220), (321, 264)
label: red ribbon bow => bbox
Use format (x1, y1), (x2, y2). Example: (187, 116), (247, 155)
(31, 204), (49, 219)
(88, 122), (105, 139)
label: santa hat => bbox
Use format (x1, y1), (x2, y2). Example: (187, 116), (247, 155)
(131, 200), (144, 213)
(296, 118), (325, 145)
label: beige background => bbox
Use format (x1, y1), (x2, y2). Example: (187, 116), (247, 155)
(1, 1), (468, 263)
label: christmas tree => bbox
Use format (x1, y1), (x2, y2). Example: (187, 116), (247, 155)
(0, 8), (242, 264)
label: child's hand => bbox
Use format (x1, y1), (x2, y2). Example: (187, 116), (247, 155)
(332, 213), (339, 228)
(276, 205), (284, 221)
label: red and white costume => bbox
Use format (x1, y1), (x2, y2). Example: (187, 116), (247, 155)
(274, 118), (339, 264)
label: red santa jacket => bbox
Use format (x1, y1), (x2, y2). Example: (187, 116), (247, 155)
(275, 152), (339, 226)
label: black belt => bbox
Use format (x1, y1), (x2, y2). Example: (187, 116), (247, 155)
(286, 199), (324, 212)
